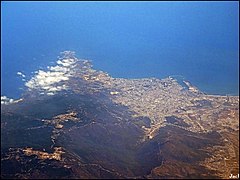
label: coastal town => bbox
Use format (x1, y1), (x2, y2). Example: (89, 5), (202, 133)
(66, 57), (239, 178)
(66, 58), (239, 135)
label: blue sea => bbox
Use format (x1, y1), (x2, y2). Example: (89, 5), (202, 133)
(1, 1), (239, 99)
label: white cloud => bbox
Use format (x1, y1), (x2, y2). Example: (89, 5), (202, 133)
(17, 71), (26, 78)
(49, 65), (68, 72)
(1, 96), (23, 105)
(25, 51), (78, 96)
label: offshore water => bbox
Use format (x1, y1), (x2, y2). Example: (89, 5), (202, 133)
(1, 2), (239, 99)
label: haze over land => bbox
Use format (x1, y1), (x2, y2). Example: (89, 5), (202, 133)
(1, 51), (239, 179)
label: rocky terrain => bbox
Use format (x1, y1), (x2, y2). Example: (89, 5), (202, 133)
(1, 51), (239, 179)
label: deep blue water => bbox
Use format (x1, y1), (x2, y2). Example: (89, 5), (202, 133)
(1, 2), (239, 98)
